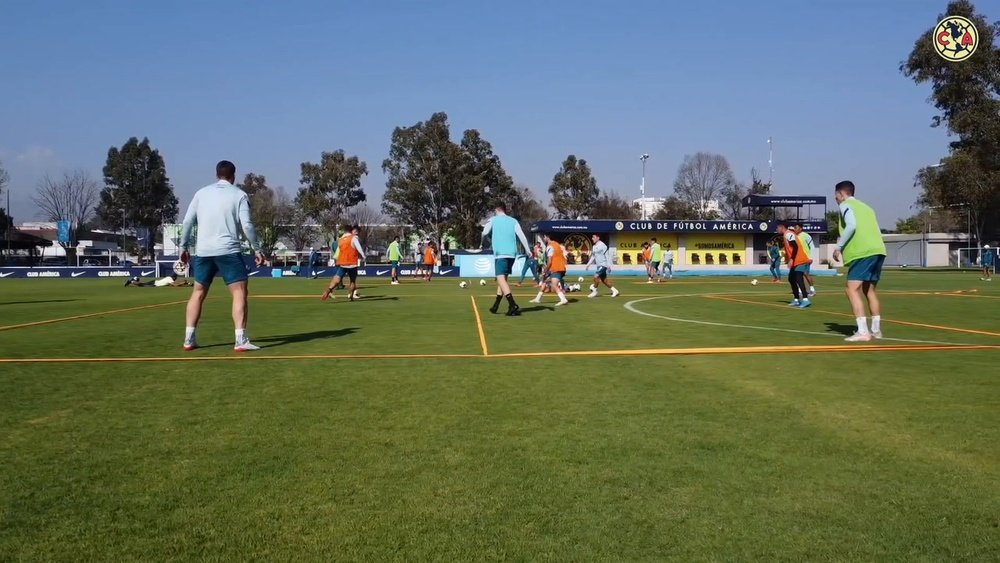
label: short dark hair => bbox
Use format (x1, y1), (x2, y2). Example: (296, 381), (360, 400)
(651, 237), (657, 242)
(342, 223), (353, 232)
(835, 180), (856, 196)
(495, 202), (507, 213)
(777, 221), (789, 229)
(393, 235), (399, 241)
(216, 160), (236, 179)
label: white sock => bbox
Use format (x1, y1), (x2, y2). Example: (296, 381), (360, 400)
(810, 286), (815, 292)
(235, 328), (246, 342)
(871, 316), (881, 333)
(856, 317), (869, 335)
(558, 291), (567, 300)
(535, 291), (543, 300)
(185, 327), (196, 340)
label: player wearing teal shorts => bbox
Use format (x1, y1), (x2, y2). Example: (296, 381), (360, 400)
(481, 202), (532, 316)
(178, 160), (266, 352)
(586, 233), (619, 298)
(832, 180), (887, 342)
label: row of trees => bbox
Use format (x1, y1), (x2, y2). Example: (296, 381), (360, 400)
(897, 0), (1000, 242)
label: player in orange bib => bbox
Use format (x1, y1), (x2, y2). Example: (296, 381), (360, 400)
(422, 242), (438, 281)
(778, 222), (811, 308)
(321, 224), (365, 301)
(531, 234), (569, 306)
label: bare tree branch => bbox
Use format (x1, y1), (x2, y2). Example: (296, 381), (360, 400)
(31, 170), (99, 244)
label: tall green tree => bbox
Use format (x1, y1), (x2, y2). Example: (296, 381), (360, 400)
(382, 112), (518, 248)
(509, 185), (549, 239)
(96, 137), (178, 249)
(548, 155), (599, 219)
(0, 159), (9, 237)
(449, 129), (517, 247)
(589, 191), (638, 219)
(902, 0), (1000, 241)
(382, 112), (461, 245)
(296, 150), (368, 235)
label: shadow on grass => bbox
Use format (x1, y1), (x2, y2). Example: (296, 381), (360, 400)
(518, 306), (552, 313)
(0, 299), (80, 306)
(257, 327), (359, 347)
(194, 328), (359, 350)
(824, 322), (856, 336)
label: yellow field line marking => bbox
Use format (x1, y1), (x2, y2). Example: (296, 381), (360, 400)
(470, 296), (489, 356)
(0, 300), (187, 332)
(884, 290), (1000, 300)
(704, 295), (1000, 338)
(0, 344), (995, 364)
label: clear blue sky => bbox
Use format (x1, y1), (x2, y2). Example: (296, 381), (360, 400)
(0, 0), (978, 225)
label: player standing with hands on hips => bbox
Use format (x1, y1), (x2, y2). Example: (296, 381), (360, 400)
(179, 160), (266, 352)
(832, 180), (887, 342)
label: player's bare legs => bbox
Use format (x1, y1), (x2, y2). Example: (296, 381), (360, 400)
(322, 275), (342, 300)
(844, 280), (873, 341)
(863, 281), (882, 338)
(183, 283), (209, 350)
(228, 281), (248, 330)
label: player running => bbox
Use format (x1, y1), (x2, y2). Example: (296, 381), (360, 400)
(793, 224), (817, 296)
(387, 235), (402, 285)
(481, 202), (532, 316)
(777, 222), (811, 308)
(531, 234), (569, 306)
(832, 180), (887, 342)
(980, 244), (994, 281)
(178, 160), (266, 352)
(322, 225), (365, 301)
(586, 233), (619, 298)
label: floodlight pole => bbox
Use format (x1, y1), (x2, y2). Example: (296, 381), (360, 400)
(639, 154), (650, 220)
(767, 137), (773, 185)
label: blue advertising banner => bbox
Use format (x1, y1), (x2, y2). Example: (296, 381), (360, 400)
(0, 267), (151, 279)
(57, 220), (71, 243)
(741, 195), (827, 207)
(531, 220), (827, 234)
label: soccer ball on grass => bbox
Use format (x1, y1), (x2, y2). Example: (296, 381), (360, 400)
(459, 281), (468, 288)
(751, 279), (758, 286)
(479, 279), (487, 286)
(578, 276), (584, 282)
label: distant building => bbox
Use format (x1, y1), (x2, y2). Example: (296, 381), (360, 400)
(631, 197), (720, 218)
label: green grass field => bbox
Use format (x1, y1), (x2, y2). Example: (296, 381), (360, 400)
(1, 272), (998, 561)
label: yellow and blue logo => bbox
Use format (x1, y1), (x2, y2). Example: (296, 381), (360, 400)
(934, 16), (978, 62)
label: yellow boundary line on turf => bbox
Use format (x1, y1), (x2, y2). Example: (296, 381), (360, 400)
(470, 296), (489, 356)
(0, 300), (187, 332)
(0, 344), (996, 364)
(703, 295), (1000, 338)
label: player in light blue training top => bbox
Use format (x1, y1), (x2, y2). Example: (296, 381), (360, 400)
(179, 160), (266, 352)
(586, 233), (619, 298)
(481, 201), (531, 316)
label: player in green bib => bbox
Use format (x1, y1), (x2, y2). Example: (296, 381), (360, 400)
(386, 236), (402, 285)
(832, 181), (887, 342)
(649, 238), (663, 283)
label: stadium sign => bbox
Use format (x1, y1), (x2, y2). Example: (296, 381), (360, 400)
(532, 220), (827, 233)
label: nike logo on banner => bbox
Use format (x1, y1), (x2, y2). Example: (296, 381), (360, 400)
(0, 272), (13, 278)
(248, 271), (259, 276)
(314, 270), (326, 276)
(141, 270), (154, 276)
(440, 269), (453, 275)
(376, 269), (390, 275)
(71, 272), (85, 277)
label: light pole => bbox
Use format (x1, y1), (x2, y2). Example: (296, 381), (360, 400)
(639, 154), (650, 220)
(767, 137), (773, 185)
(121, 208), (127, 264)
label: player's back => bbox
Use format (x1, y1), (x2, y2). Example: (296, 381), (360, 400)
(190, 182), (249, 256)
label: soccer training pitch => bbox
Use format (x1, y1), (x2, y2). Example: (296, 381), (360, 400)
(1, 272), (998, 560)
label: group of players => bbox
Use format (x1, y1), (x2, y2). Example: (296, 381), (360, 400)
(165, 159), (961, 349)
